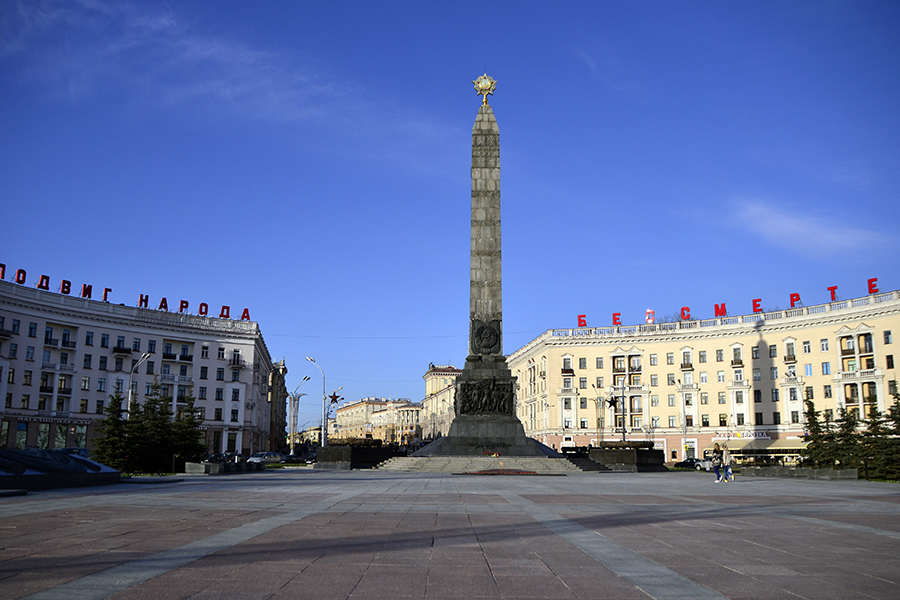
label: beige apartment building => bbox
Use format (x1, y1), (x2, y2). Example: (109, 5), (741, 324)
(421, 363), (461, 440)
(507, 290), (900, 464)
(0, 280), (276, 455)
(332, 397), (419, 445)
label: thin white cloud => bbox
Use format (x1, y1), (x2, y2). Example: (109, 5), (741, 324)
(574, 47), (643, 94)
(2, 0), (344, 121)
(0, 0), (461, 178)
(733, 199), (893, 256)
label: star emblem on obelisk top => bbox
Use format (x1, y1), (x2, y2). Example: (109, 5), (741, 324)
(473, 73), (497, 105)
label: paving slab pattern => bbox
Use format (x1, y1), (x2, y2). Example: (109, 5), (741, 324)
(0, 470), (897, 599)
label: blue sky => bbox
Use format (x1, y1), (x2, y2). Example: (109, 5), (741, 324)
(2, 1), (898, 429)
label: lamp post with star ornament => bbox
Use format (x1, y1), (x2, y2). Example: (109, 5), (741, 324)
(306, 356), (328, 447)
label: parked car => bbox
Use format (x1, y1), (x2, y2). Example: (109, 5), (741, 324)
(205, 452), (247, 464)
(247, 452), (284, 464)
(673, 457), (712, 471)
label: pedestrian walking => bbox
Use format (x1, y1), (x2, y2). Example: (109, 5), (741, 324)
(711, 442), (724, 482)
(723, 443), (734, 482)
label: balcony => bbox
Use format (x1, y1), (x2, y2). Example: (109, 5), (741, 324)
(782, 376), (803, 387)
(61, 340), (77, 349)
(629, 365), (642, 373)
(176, 375), (192, 383)
(731, 359), (743, 367)
(841, 348), (856, 356)
(58, 388), (72, 396)
(162, 352), (178, 360)
(44, 337), (59, 347)
(678, 383), (699, 391)
(112, 346), (132, 355)
(37, 410), (52, 417)
(160, 374), (176, 382)
(228, 358), (247, 369)
(0, 328), (13, 339)
(56, 411), (71, 418)
(680, 362), (693, 371)
(179, 354), (194, 362)
(784, 354), (797, 364)
(41, 362), (57, 371)
(561, 368), (575, 376)
(59, 364), (75, 373)
(39, 386), (54, 394)
(838, 368), (881, 381)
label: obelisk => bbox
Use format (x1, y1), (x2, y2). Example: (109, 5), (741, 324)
(416, 74), (543, 456)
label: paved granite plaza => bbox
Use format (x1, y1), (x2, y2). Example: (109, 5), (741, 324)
(0, 469), (898, 600)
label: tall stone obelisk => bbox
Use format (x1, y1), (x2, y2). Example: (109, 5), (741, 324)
(416, 74), (543, 456)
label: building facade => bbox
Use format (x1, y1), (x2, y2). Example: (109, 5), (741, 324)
(332, 397), (419, 445)
(507, 290), (900, 464)
(420, 363), (460, 440)
(267, 360), (289, 452)
(0, 280), (275, 455)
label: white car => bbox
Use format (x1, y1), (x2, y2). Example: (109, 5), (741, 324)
(247, 452), (284, 464)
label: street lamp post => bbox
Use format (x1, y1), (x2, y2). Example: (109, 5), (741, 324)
(305, 356), (327, 447)
(289, 376), (310, 455)
(677, 379), (686, 460)
(127, 352), (151, 415)
(591, 384), (604, 445)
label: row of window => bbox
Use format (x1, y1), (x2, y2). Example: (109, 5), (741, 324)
(559, 409), (807, 430)
(558, 332), (894, 372)
(3, 393), (243, 422)
(560, 354), (896, 392)
(0, 318), (246, 361)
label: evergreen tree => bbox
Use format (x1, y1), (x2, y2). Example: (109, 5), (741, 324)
(832, 407), (861, 469)
(129, 378), (175, 473)
(171, 385), (207, 468)
(801, 400), (828, 467)
(91, 392), (132, 472)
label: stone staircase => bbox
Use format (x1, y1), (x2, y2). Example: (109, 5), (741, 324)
(563, 454), (613, 473)
(375, 455), (582, 474)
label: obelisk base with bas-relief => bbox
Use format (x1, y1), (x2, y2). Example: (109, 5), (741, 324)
(415, 75), (550, 458)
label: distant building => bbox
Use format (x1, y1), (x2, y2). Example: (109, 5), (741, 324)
(332, 397), (418, 444)
(420, 363), (460, 440)
(268, 360), (289, 452)
(507, 289), (900, 465)
(0, 280), (275, 455)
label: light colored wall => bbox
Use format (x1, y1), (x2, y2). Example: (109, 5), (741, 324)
(508, 291), (900, 460)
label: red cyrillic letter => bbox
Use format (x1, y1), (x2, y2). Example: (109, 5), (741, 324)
(103, 288), (112, 302)
(15, 269), (27, 284)
(868, 278), (879, 294)
(828, 286), (838, 301)
(219, 306), (231, 319)
(60, 280), (71, 295)
(752, 298), (762, 313)
(240, 308), (251, 321)
(198, 303), (209, 316)
(158, 297), (168, 311)
(81, 284), (92, 298)
(612, 313), (621, 326)
(37, 275), (50, 290)
(577, 314), (587, 327)
(179, 300), (189, 313)
(714, 303), (726, 317)
(0, 264), (5, 280)
(789, 293), (800, 308)
(645, 309), (655, 324)
(680, 306), (691, 320)
(138, 294), (149, 308)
